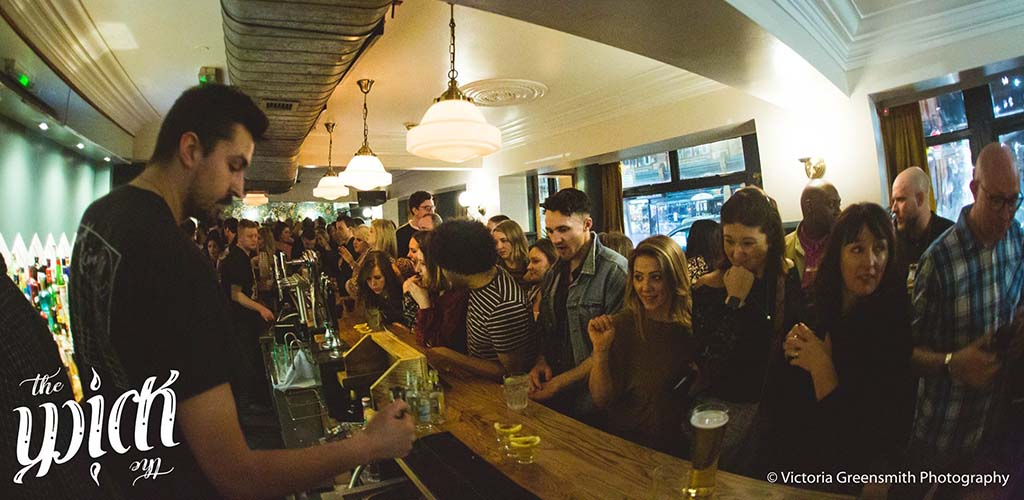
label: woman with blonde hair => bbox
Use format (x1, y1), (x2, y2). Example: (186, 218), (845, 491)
(370, 219), (398, 258)
(492, 219), (530, 288)
(587, 235), (697, 456)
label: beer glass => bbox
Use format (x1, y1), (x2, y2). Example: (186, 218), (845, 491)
(685, 403), (729, 498)
(503, 374), (530, 411)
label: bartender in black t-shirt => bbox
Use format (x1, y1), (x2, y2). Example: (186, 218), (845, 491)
(220, 219), (273, 407)
(69, 84), (414, 499)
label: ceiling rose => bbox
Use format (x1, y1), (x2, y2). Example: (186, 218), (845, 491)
(460, 79), (548, 107)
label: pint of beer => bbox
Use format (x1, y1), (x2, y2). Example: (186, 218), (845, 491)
(686, 403), (729, 498)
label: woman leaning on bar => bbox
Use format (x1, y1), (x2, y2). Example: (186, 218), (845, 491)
(752, 203), (915, 495)
(404, 230), (469, 353)
(690, 186), (804, 470)
(588, 235), (697, 456)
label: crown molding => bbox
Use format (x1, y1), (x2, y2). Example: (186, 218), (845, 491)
(759, 0), (1024, 72)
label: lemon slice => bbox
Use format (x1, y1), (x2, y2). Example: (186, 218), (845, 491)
(509, 435), (540, 447)
(494, 422), (522, 434)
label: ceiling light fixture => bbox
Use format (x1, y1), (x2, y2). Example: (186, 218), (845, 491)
(339, 79), (392, 191)
(406, 3), (501, 163)
(76, 143), (85, 150)
(242, 192), (269, 207)
(38, 122), (48, 131)
(103, 156), (111, 162)
(312, 122), (350, 200)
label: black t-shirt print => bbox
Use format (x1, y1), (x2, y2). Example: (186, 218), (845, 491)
(70, 186), (233, 499)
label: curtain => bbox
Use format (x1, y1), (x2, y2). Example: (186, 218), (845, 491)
(599, 162), (624, 233)
(879, 102), (936, 210)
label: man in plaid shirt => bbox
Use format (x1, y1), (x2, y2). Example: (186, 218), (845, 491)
(908, 143), (1024, 494)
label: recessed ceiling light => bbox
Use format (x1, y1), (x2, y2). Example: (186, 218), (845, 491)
(103, 156), (111, 162)
(38, 122), (48, 131)
(76, 143), (85, 150)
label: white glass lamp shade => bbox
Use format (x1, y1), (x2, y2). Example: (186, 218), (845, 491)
(339, 153), (392, 191)
(242, 193), (269, 206)
(406, 99), (501, 163)
(314, 174), (350, 200)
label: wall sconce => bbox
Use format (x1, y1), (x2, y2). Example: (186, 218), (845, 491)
(458, 191), (486, 217)
(799, 157), (827, 179)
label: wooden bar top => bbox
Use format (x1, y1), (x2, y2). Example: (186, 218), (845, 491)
(335, 317), (852, 500)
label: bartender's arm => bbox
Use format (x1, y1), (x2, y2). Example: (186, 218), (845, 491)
(231, 284), (274, 322)
(180, 383), (415, 499)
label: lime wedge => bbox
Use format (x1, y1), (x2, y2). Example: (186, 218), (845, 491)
(494, 422), (522, 434)
(509, 435), (540, 447)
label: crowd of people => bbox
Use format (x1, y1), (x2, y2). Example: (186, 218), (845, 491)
(4, 83), (1021, 500)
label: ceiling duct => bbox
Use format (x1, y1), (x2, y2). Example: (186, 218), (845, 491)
(221, 0), (392, 194)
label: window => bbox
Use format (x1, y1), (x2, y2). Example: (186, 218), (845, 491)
(998, 130), (1024, 229)
(904, 69), (1024, 229)
(919, 91), (968, 137)
(624, 184), (742, 250)
(991, 73), (1024, 118)
(677, 137), (745, 180)
(927, 140), (973, 222)
(621, 152), (671, 189)
(621, 133), (760, 249)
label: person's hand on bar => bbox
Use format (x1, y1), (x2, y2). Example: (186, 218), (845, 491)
(362, 399), (416, 459)
(529, 374), (565, 401)
(528, 356), (552, 392)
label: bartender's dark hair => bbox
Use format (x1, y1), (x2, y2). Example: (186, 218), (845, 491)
(432, 219), (498, 275)
(151, 84), (268, 164)
(813, 203), (903, 331)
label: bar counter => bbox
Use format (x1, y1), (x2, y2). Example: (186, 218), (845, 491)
(334, 318), (852, 500)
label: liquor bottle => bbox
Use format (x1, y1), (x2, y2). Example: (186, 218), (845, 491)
(361, 396), (374, 426)
(428, 369), (446, 425)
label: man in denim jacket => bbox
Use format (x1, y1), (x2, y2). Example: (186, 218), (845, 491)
(529, 188), (628, 417)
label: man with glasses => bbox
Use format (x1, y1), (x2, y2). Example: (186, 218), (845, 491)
(397, 190), (434, 258)
(903, 143), (1024, 499)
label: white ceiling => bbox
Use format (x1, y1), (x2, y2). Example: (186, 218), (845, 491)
(297, 0), (721, 171)
(80, 0), (228, 117)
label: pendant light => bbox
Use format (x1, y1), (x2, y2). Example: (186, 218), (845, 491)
(406, 3), (501, 163)
(313, 121), (350, 200)
(339, 79), (392, 191)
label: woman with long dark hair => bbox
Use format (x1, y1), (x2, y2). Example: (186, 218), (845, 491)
(403, 230), (468, 352)
(356, 250), (406, 330)
(753, 203), (914, 495)
(691, 186), (804, 470)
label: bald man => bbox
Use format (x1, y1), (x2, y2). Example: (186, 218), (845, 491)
(783, 179), (841, 289)
(891, 167), (954, 280)
(903, 143), (1024, 497)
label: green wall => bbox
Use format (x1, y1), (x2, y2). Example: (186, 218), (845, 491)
(0, 116), (111, 251)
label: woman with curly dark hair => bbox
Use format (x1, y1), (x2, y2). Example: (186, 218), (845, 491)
(753, 203), (914, 496)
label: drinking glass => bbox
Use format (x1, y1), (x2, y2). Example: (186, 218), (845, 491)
(503, 373), (529, 411)
(685, 403), (729, 498)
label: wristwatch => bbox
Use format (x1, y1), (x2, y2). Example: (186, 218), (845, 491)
(943, 352), (953, 375)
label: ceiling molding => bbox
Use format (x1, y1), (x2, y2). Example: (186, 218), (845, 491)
(0, 0), (160, 133)
(759, 0), (1024, 71)
(498, 66), (725, 150)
